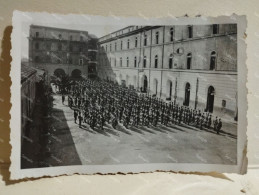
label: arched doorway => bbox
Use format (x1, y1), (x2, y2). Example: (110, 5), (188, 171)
(153, 79), (158, 96)
(54, 68), (66, 78)
(71, 69), (82, 79)
(142, 75), (148, 93)
(206, 86), (215, 113)
(166, 80), (173, 100)
(184, 83), (191, 106)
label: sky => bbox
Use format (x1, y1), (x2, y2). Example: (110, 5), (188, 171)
(21, 22), (127, 60)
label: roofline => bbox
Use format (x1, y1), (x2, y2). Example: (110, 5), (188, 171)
(98, 26), (134, 40)
(30, 24), (89, 34)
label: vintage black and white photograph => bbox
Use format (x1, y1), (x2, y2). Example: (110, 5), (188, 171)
(10, 12), (247, 179)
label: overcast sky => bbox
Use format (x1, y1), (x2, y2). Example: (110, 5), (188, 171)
(21, 22), (127, 60)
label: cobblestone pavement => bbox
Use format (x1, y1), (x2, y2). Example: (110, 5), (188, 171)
(41, 93), (237, 167)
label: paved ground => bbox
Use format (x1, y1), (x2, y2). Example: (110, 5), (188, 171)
(39, 91), (237, 167)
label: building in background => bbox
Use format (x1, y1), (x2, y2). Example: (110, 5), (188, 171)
(97, 25), (237, 119)
(21, 63), (37, 146)
(29, 25), (98, 80)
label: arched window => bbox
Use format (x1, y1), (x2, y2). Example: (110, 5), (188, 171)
(144, 34), (147, 46)
(210, 51), (216, 70)
(35, 42), (39, 50)
(187, 53), (192, 69)
(170, 28), (174, 41)
(155, 32), (159, 44)
(135, 37), (138, 47)
(127, 39), (130, 49)
(154, 55), (158, 68)
(120, 57), (122, 67)
(127, 57), (129, 67)
(134, 56), (137, 67)
(169, 54), (173, 69)
(188, 25), (193, 38)
(143, 56), (147, 68)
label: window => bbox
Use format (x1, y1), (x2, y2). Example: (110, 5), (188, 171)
(35, 56), (39, 63)
(212, 24), (219, 34)
(222, 100), (226, 107)
(35, 32), (39, 38)
(110, 44), (112, 51)
(169, 54), (173, 69)
(154, 55), (158, 68)
(144, 34), (147, 46)
(120, 57), (122, 67)
(58, 34), (62, 39)
(35, 42), (39, 50)
(115, 42), (117, 51)
(187, 25), (193, 38)
(127, 39), (130, 49)
(69, 45), (73, 52)
(210, 51), (216, 70)
(121, 41), (123, 50)
(170, 28), (174, 41)
(155, 32), (159, 44)
(79, 47), (82, 52)
(176, 48), (183, 54)
(127, 57), (129, 67)
(134, 56), (137, 67)
(105, 45), (107, 52)
(187, 53), (192, 69)
(135, 37), (138, 47)
(80, 36), (83, 41)
(58, 43), (62, 50)
(114, 58), (116, 67)
(79, 58), (83, 65)
(143, 56), (147, 68)
(70, 35), (73, 41)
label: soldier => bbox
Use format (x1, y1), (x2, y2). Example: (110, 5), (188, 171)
(62, 95), (65, 105)
(208, 114), (212, 129)
(217, 118), (222, 134)
(74, 109), (78, 123)
(78, 113), (83, 128)
(213, 117), (218, 132)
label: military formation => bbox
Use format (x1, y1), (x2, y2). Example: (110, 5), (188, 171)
(60, 78), (222, 134)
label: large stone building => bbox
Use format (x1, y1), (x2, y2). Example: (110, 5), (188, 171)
(29, 25), (98, 79)
(97, 25), (238, 118)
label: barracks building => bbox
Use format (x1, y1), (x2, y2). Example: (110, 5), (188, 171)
(97, 24), (238, 119)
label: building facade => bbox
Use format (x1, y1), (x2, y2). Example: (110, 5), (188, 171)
(29, 25), (98, 79)
(21, 63), (37, 146)
(97, 25), (238, 118)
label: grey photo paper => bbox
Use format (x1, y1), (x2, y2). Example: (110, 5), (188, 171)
(10, 11), (247, 179)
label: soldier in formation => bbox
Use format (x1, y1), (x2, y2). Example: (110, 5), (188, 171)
(66, 78), (223, 134)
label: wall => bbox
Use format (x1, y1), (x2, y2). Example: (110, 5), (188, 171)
(0, 0), (259, 194)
